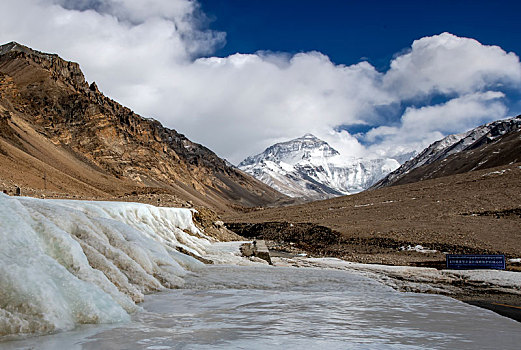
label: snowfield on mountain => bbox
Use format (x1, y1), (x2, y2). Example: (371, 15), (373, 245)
(239, 134), (400, 199)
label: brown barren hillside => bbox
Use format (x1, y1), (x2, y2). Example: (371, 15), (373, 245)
(0, 42), (285, 212)
(225, 162), (521, 266)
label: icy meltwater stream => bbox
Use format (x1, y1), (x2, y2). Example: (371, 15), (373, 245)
(3, 265), (521, 350)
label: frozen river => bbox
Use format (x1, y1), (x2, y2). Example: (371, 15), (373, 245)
(2, 265), (520, 350)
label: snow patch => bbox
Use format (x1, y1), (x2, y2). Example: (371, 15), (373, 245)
(354, 203), (373, 208)
(400, 245), (437, 253)
(482, 169), (510, 176)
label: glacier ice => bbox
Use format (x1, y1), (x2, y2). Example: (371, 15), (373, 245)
(0, 194), (232, 338)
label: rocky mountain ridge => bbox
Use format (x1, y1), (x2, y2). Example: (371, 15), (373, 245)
(239, 134), (399, 199)
(0, 41), (285, 212)
(372, 115), (521, 188)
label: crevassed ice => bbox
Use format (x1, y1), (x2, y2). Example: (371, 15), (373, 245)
(0, 194), (230, 338)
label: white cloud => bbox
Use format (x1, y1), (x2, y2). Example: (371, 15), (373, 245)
(53, 0), (223, 56)
(156, 54), (391, 162)
(366, 91), (508, 157)
(383, 32), (521, 99)
(0, 2), (519, 164)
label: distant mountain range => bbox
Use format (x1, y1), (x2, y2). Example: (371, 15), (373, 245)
(238, 134), (400, 199)
(0, 42), (285, 211)
(239, 115), (521, 199)
(372, 115), (521, 189)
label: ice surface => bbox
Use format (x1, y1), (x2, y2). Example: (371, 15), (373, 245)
(3, 266), (521, 349)
(0, 194), (235, 338)
(289, 257), (521, 296)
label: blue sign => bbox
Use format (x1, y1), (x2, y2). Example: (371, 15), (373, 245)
(446, 254), (505, 270)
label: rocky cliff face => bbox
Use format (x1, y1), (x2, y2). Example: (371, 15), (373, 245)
(239, 134), (399, 199)
(372, 116), (521, 189)
(0, 42), (284, 211)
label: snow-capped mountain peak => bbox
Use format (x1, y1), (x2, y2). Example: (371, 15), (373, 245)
(240, 134), (339, 168)
(239, 134), (399, 199)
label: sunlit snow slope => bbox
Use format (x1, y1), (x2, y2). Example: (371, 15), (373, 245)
(0, 194), (243, 338)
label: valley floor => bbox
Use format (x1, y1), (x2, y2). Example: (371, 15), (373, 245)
(225, 162), (521, 269)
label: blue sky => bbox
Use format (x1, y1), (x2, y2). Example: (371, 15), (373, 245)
(199, 0), (521, 69)
(198, 0), (521, 137)
(0, 0), (520, 163)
